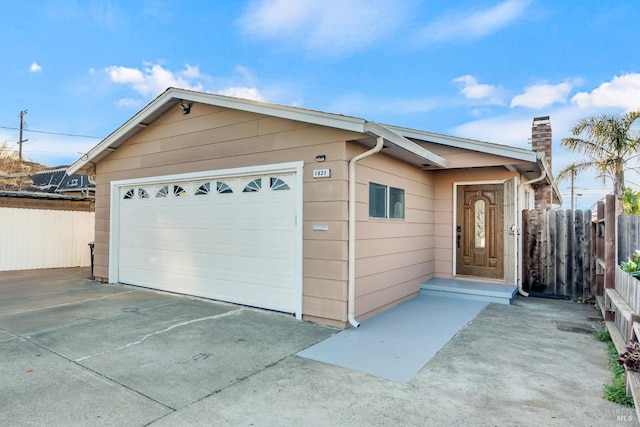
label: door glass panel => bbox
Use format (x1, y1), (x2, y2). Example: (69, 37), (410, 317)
(475, 199), (485, 248)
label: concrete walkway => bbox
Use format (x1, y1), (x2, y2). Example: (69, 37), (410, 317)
(0, 268), (636, 426)
(298, 295), (487, 382)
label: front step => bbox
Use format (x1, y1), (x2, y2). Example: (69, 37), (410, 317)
(420, 278), (518, 305)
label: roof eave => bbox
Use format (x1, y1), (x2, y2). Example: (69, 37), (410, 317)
(365, 122), (446, 168)
(386, 124), (538, 163)
(68, 87), (446, 174)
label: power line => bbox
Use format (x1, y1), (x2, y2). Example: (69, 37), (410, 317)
(0, 124), (103, 139)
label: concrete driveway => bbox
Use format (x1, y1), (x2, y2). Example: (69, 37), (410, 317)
(1, 268), (636, 426)
(0, 268), (334, 426)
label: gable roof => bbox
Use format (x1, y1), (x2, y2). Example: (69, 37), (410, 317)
(68, 88), (559, 202)
(68, 88), (448, 175)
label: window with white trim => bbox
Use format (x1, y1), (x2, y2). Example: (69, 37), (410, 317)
(369, 182), (405, 219)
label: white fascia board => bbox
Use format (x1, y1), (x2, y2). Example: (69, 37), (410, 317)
(386, 124), (537, 163)
(68, 90), (178, 175)
(365, 122), (447, 168)
(177, 89), (366, 133)
(68, 88), (367, 175)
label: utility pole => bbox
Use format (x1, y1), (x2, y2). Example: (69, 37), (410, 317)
(18, 109), (28, 161)
(570, 168), (575, 211)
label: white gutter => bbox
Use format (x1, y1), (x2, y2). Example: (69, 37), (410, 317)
(516, 169), (547, 297)
(347, 136), (384, 328)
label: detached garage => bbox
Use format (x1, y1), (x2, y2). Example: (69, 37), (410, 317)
(68, 87), (557, 328)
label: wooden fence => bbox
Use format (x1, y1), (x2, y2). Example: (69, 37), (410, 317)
(619, 214), (640, 263)
(522, 209), (592, 299)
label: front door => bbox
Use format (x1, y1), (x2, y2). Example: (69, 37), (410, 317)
(456, 184), (504, 279)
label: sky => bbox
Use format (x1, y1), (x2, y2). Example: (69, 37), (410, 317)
(1, 0), (639, 209)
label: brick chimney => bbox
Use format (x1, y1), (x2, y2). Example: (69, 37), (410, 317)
(531, 116), (552, 210)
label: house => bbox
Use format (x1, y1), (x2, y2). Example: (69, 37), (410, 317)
(68, 88), (561, 328)
(30, 168), (95, 198)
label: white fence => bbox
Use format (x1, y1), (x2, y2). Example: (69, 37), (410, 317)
(0, 207), (95, 271)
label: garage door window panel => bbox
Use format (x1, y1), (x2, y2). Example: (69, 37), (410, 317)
(173, 185), (187, 197)
(196, 182), (210, 195)
(270, 177), (290, 191)
(216, 181), (233, 194)
(243, 178), (262, 192)
(156, 186), (169, 197)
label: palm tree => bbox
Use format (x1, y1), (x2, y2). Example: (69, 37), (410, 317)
(560, 111), (640, 210)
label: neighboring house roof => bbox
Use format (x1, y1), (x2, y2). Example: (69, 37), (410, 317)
(30, 168), (67, 192)
(67, 87), (559, 202)
(57, 173), (94, 193)
(29, 168), (95, 194)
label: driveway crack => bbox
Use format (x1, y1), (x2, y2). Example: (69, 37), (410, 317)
(75, 308), (244, 362)
(0, 325), (176, 413)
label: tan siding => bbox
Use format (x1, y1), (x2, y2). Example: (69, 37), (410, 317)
(303, 295), (346, 322)
(303, 258), (347, 281)
(303, 201), (347, 221)
(257, 117), (311, 135)
(355, 235), (431, 258)
(304, 239), (347, 261)
(352, 144), (435, 320)
(303, 277), (347, 300)
(356, 249), (432, 279)
(274, 126), (361, 150)
(94, 106), (353, 326)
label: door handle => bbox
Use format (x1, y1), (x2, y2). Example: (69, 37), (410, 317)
(457, 234), (461, 248)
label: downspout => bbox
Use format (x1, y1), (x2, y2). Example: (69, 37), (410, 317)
(516, 169), (547, 297)
(347, 136), (384, 328)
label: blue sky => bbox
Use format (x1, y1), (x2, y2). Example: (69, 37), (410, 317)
(1, 0), (639, 209)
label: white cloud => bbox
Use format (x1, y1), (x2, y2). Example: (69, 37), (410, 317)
(29, 62), (42, 73)
(571, 73), (640, 112)
(417, 0), (529, 44)
(239, 0), (409, 56)
(103, 63), (271, 107)
(117, 98), (143, 108)
(105, 63), (204, 97)
(453, 75), (504, 104)
(510, 79), (579, 109)
(217, 87), (265, 102)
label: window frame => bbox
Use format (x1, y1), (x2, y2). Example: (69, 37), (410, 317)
(368, 182), (405, 220)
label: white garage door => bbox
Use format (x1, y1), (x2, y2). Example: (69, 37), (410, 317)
(115, 170), (299, 314)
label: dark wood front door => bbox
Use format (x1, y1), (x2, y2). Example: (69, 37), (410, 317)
(456, 184), (504, 278)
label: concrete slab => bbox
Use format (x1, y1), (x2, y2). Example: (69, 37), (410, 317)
(78, 308), (332, 409)
(1, 268), (636, 426)
(0, 268), (335, 425)
(152, 297), (637, 427)
(298, 295), (487, 382)
(0, 337), (170, 426)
